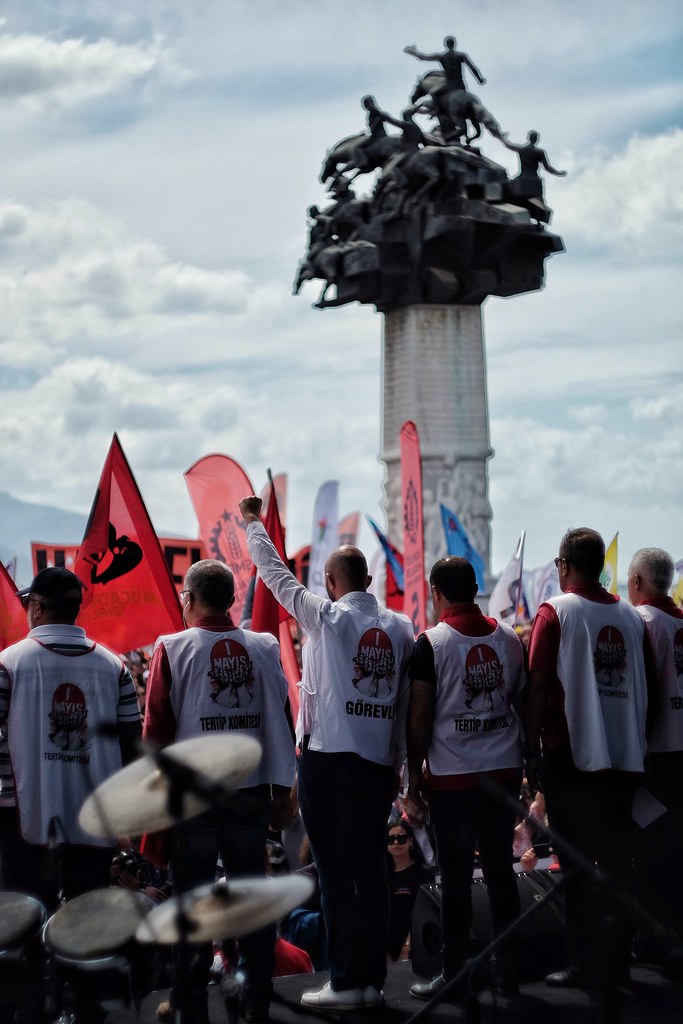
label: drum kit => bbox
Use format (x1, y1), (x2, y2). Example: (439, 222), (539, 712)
(1, 734), (313, 1024)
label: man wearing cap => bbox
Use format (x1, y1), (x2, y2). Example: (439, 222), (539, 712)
(0, 567), (141, 908)
(406, 556), (526, 1000)
(524, 528), (651, 992)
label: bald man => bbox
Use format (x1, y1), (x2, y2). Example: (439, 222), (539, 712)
(240, 496), (415, 1011)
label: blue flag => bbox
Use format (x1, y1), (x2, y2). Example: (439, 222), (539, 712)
(439, 504), (486, 591)
(367, 516), (405, 592)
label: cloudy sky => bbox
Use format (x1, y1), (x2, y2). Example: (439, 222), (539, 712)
(0, 0), (681, 581)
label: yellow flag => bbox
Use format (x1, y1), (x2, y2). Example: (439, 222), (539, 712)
(673, 575), (683, 609)
(600, 532), (619, 594)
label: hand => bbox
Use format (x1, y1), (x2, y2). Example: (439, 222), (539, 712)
(520, 848), (538, 871)
(404, 779), (428, 826)
(239, 496), (263, 523)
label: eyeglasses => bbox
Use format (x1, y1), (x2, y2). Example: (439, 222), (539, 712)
(22, 595), (45, 610)
(387, 833), (409, 846)
(554, 557), (570, 568)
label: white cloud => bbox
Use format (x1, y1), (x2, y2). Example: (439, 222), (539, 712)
(630, 395), (677, 421)
(0, 28), (186, 109)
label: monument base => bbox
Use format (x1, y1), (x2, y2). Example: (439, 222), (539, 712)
(381, 304), (493, 588)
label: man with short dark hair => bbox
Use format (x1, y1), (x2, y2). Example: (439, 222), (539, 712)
(525, 528), (651, 991)
(628, 547), (683, 940)
(240, 495), (415, 1012)
(144, 558), (295, 1024)
(0, 567), (141, 907)
(406, 556), (526, 1000)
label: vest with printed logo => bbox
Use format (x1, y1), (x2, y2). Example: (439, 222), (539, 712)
(161, 626), (294, 788)
(2, 636), (127, 846)
(425, 621), (524, 776)
(306, 599), (414, 765)
(548, 593), (648, 772)
(636, 604), (683, 754)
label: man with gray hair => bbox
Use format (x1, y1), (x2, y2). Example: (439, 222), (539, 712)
(628, 547), (683, 945)
(144, 559), (296, 1024)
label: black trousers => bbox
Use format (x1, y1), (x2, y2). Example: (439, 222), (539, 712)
(542, 747), (637, 985)
(169, 785), (275, 1005)
(0, 806), (113, 912)
(297, 749), (394, 991)
(427, 777), (521, 979)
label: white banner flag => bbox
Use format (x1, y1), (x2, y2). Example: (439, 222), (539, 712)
(488, 532), (526, 624)
(308, 480), (339, 597)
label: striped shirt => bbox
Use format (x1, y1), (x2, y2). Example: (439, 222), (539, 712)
(0, 625), (139, 807)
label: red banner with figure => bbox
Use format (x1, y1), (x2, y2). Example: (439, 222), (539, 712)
(184, 454), (255, 624)
(400, 421), (427, 636)
(0, 561), (26, 650)
(32, 537), (207, 599)
(73, 434), (183, 652)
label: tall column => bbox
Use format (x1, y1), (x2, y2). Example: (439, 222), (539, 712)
(381, 304), (493, 587)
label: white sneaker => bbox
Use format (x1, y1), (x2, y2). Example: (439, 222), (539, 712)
(300, 982), (364, 1010)
(362, 986), (385, 1007)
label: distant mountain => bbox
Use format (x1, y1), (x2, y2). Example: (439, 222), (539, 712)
(0, 490), (86, 588)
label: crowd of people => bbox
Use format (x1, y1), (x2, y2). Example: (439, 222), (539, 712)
(0, 509), (681, 1023)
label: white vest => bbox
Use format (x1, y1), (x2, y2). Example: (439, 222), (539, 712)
(2, 635), (127, 846)
(160, 626), (295, 788)
(425, 621), (524, 776)
(548, 593), (648, 772)
(636, 605), (683, 754)
(305, 597), (414, 765)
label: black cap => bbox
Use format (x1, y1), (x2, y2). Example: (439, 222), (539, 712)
(16, 567), (85, 604)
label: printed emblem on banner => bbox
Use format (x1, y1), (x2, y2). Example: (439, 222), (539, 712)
(593, 626), (627, 687)
(403, 480), (419, 545)
(208, 637), (255, 708)
(48, 683), (89, 751)
(352, 628), (396, 699)
(463, 644), (504, 712)
(209, 510), (246, 564)
(83, 521), (142, 584)
(674, 629), (683, 676)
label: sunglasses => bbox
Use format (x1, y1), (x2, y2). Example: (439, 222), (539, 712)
(387, 833), (409, 845)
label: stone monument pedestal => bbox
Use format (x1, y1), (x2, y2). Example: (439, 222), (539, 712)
(381, 304), (493, 587)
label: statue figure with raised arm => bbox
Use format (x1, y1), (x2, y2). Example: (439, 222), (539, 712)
(503, 130), (567, 198)
(404, 36), (486, 94)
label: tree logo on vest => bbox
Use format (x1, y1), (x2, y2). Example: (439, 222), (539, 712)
(464, 644), (504, 712)
(208, 637), (255, 707)
(48, 683), (89, 751)
(352, 628), (396, 698)
(674, 629), (683, 676)
(593, 626), (627, 687)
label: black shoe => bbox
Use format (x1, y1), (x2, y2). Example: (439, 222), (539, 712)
(409, 974), (465, 1002)
(545, 965), (584, 988)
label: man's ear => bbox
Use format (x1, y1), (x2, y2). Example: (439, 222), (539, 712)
(228, 594), (236, 609)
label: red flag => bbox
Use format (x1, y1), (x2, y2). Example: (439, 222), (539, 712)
(260, 472), (287, 526)
(251, 477), (300, 721)
(73, 434), (183, 651)
(400, 421), (427, 636)
(185, 454), (255, 624)
(0, 561), (26, 650)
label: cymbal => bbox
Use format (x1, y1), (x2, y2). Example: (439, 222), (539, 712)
(79, 734), (262, 838)
(136, 874), (314, 944)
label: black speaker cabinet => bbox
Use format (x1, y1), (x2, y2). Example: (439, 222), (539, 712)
(410, 869), (567, 979)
